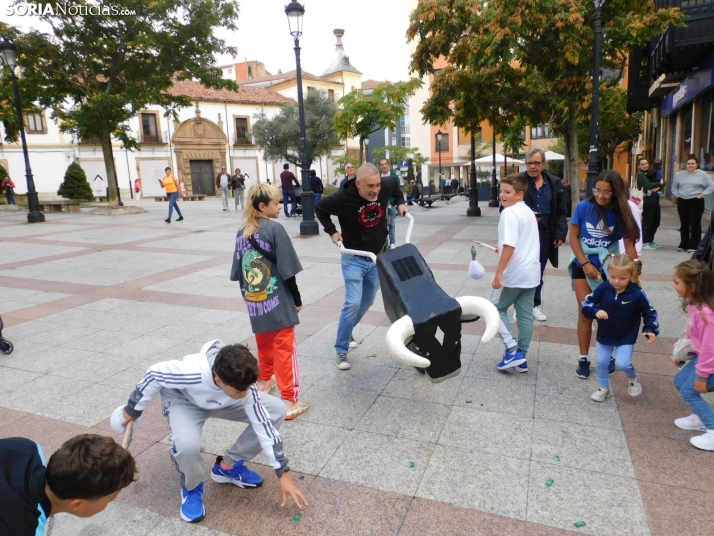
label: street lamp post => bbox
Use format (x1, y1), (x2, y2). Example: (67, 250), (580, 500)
(488, 131), (499, 207)
(436, 130), (443, 194)
(285, 1), (318, 236)
(466, 131), (481, 216)
(0, 38), (45, 223)
(364, 137), (369, 163)
(586, 0), (606, 196)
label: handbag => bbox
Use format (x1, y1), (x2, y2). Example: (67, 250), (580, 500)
(672, 337), (695, 362)
(630, 183), (644, 209)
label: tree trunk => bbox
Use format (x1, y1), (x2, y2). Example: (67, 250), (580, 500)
(563, 104), (581, 212)
(359, 138), (364, 164)
(100, 123), (119, 207)
(606, 151), (614, 170)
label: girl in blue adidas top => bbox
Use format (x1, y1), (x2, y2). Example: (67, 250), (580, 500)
(581, 254), (659, 402)
(569, 170), (641, 380)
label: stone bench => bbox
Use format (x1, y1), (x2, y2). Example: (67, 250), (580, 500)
(154, 195), (206, 202)
(40, 200), (81, 213)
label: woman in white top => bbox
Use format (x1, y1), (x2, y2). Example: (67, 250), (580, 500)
(672, 155), (714, 252)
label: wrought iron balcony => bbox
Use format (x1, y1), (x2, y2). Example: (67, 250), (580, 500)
(627, 47), (662, 113)
(651, 0), (714, 76)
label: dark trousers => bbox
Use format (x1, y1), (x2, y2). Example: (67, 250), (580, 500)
(641, 194), (661, 244)
(677, 197), (705, 250)
(534, 233), (551, 308)
(5, 190), (15, 205)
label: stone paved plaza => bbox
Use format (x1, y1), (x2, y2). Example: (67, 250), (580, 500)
(1, 196), (712, 536)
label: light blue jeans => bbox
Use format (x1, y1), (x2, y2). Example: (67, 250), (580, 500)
(335, 254), (380, 354)
(596, 342), (636, 388)
(388, 205), (397, 245)
(674, 357), (714, 429)
(167, 191), (182, 220)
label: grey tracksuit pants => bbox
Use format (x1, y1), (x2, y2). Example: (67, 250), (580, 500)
(161, 389), (287, 491)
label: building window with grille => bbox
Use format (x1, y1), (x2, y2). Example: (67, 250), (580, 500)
(26, 112), (46, 134)
(307, 86), (316, 96)
(328, 89), (335, 102)
(436, 133), (449, 152)
(235, 117), (250, 145)
(401, 134), (411, 147)
(530, 124), (552, 139)
(141, 113), (160, 143)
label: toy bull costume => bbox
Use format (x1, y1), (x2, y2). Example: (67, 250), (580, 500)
(340, 214), (500, 382)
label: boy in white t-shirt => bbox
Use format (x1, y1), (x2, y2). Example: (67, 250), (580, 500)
(492, 173), (541, 373)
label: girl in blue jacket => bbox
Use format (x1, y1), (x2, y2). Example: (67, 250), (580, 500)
(581, 254), (659, 402)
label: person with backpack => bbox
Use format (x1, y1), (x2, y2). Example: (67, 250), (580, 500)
(232, 168), (246, 210)
(1, 176), (16, 205)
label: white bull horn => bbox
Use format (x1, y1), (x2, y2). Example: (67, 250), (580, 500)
(456, 296), (500, 343)
(385, 315), (431, 368)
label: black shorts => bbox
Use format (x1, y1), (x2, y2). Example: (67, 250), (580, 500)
(571, 263), (606, 280)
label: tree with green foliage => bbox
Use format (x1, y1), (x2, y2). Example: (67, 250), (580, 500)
(252, 90), (339, 168)
(371, 145), (429, 167)
(0, 164), (7, 183)
(408, 0), (682, 193)
(0, 0), (240, 207)
(57, 162), (93, 200)
(333, 79), (423, 163)
(577, 83), (643, 169)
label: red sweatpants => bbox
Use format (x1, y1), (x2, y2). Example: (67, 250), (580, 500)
(255, 326), (300, 402)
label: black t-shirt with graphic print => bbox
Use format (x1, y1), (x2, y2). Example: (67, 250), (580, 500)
(315, 176), (405, 256)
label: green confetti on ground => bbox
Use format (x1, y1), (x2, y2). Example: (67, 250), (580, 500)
(292, 512), (301, 523)
(466, 399), (473, 403)
(409, 461), (415, 468)
(554, 455), (561, 462)
(545, 479), (554, 487)
(574, 521), (587, 528)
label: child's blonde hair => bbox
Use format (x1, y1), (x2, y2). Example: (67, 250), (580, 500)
(241, 184), (282, 238)
(674, 260), (714, 319)
(607, 254), (642, 286)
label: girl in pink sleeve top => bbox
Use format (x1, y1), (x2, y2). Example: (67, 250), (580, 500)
(672, 260), (714, 451)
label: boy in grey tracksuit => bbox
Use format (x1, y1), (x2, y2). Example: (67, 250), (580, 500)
(121, 340), (307, 523)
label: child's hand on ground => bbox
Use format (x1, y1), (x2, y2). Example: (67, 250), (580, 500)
(694, 376), (708, 393)
(279, 472), (308, 508)
(643, 332), (656, 343)
(673, 360), (684, 368)
(596, 311), (609, 320)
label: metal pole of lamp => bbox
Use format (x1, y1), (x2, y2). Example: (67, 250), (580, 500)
(437, 130), (443, 194)
(467, 131), (481, 216)
(488, 130), (499, 207)
(0, 38), (45, 223)
(586, 0), (606, 196)
(285, 1), (318, 235)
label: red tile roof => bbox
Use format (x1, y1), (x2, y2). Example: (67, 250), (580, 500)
(167, 79), (294, 105)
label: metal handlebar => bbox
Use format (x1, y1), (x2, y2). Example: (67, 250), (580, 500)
(404, 212), (414, 244)
(337, 212), (414, 261)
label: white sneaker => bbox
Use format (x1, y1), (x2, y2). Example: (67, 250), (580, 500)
(690, 431), (714, 451)
(591, 385), (612, 402)
(627, 374), (642, 397)
(532, 307), (547, 321)
(674, 414), (707, 431)
(348, 336), (359, 349)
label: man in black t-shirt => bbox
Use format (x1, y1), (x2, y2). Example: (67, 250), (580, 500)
(0, 434), (136, 536)
(315, 163), (407, 370)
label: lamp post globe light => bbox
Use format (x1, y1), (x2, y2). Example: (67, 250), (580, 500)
(285, 1), (318, 236)
(0, 38), (45, 223)
(436, 130), (443, 194)
(466, 131), (481, 216)
(586, 0), (606, 196)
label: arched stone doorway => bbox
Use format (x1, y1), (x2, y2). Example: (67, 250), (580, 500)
(172, 106), (228, 196)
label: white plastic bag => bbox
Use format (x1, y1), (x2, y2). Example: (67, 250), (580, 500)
(630, 183), (644, 210)
(468, 259), (485, 280)
(672, 338), (695, 362)
(110, 405), (142, 434)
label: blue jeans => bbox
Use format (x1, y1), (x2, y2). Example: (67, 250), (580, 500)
(335, 255), (380, 354)
(283, 189), (297, 217)
(674, 357), (714, 429)
(388, 205), (397, 245)
(314, 193), (322, 203)
(596, 342), (636, 388)
(167, 191), (182, 219)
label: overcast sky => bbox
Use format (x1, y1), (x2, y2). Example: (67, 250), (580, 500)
(2, 0), (413, 82)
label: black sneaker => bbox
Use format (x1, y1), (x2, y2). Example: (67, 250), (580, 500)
(177, 216), (184, 221)
(576, 358), (591, 379)
(609, 356), (616, 376)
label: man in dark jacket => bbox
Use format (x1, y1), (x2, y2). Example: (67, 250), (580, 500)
(310, 170), (324, 203)
(692, 219), (713, 270)
(520, 148), (568, 321)
(315, 163), (407, 370)
(279, 163), (300, 218)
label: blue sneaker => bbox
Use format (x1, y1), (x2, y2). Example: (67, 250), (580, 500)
(180, 482), (205, 523)
(515, 360), (528, 373)
(609, 355), (616, 376)
(496, 349), (526, 370)
(576, 358), (591, 379)
(211, 456), (263, 488)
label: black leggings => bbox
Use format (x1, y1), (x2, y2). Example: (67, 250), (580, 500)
(641, 194), (660, 244)
(677, 197), (705, 250)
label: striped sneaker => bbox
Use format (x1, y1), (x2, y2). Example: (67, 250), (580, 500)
(285, 398), (310, 420)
